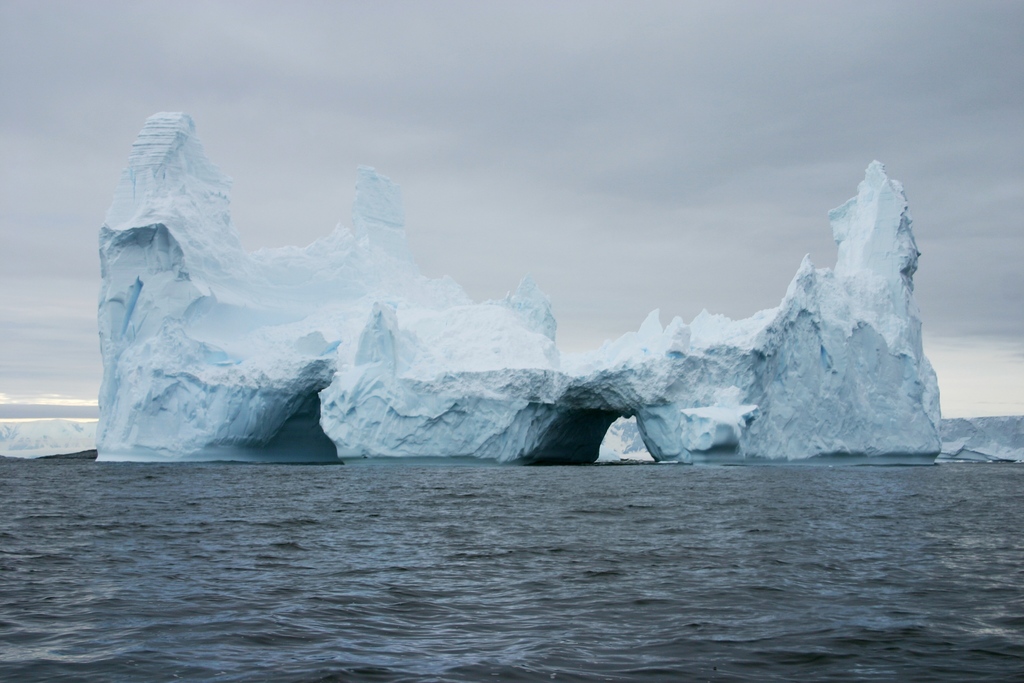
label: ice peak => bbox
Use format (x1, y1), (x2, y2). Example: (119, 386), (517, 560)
(829, 161), (918, 287)
(123, 112), (230, 195)
(104, 111), (237, 254)
(355, 303), (400, 370)
(128, 113), (195, 168)
(351, 166), (412, 260)
(354, 166), (404, 228)
(637, 309), (663, 342)
(507, 274), (557, 341)
(863, 159), (888, 186)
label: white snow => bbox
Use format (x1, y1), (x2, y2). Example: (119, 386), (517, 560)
(97, 113), (943, 464)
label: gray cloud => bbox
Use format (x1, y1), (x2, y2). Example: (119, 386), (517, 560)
(1, 0), (1022, 409)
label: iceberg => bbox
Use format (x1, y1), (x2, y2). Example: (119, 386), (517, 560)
(938, 416), (1024, 462)
(97, 113), (942, 464)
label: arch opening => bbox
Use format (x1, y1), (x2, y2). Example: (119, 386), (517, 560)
(598, 416), (656, 463)
(520, 409), (621, 465)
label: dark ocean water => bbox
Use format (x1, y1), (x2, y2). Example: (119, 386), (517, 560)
(1, 459), (1022, 682)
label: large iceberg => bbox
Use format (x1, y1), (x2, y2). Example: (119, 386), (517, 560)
(97, 113), (942, 463)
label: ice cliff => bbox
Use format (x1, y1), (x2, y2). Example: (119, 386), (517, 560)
(97, 113), (942, 463)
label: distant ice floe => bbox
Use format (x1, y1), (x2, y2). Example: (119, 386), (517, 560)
(599, 417), (1023, 464)
(939, 416), (1024, 462)
(0, 420), (96, 458)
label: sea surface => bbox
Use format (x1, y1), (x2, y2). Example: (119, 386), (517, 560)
(1, 459), (1022, 682)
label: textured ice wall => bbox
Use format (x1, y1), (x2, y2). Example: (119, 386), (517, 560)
(939, 416), (1024, 462)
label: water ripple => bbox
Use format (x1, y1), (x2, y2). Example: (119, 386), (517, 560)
(1, 459), (1022, 681)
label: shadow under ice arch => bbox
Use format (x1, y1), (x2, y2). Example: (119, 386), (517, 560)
(97, 113), (941, 464)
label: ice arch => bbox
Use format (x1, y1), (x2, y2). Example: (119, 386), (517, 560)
(97, 113), (941, 464)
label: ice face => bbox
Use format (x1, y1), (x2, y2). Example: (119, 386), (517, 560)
(97, 114), (942, 464)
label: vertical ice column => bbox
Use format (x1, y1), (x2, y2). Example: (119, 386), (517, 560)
(352, 166), (414, 262)
(828, 160), (939, 429)
(829, 161), (921, 351)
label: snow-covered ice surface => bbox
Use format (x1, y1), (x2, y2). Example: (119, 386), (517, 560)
(938, 416), (1024, 462)
(0, 420), (97, 458)
(97, 113), (942, 464)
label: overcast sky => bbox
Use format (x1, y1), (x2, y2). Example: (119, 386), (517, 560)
(1, 0), (1022, 418)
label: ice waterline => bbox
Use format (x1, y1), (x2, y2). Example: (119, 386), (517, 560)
(96, 113), (940, 464)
